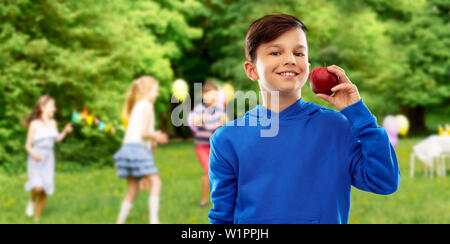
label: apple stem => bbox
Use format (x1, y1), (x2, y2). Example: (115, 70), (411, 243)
(324, 61), (326, 67)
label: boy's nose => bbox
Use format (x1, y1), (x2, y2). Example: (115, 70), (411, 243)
(283, 53), (296, 65)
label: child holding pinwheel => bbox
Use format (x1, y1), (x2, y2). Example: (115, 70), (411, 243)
(24, 95), (73, 221)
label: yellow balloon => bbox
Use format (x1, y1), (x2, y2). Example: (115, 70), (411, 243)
(396, 114), (409, 136)
(172, 79), (189, 102)
(222, 83), (235, 103)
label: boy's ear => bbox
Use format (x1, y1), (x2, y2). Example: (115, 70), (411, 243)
(244, 60), (259, 82)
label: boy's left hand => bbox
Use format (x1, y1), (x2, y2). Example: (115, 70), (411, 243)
(316, 65), (361, 111)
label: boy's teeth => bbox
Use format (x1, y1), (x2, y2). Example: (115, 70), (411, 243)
(280, 72), (296, 76)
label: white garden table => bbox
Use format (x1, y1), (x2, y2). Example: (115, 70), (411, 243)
(410, 135), (450, 178)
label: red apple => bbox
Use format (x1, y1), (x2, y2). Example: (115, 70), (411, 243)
(309, 67), (339, 95)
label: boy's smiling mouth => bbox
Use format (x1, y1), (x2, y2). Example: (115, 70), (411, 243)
(277, 71), (299, 79)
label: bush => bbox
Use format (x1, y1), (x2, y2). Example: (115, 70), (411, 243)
(57, 121), (123, 170)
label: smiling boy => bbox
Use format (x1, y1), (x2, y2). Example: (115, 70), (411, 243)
(208, 14), (400, 224)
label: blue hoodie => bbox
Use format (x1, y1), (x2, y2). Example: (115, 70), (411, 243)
(208, 98), (400, 224)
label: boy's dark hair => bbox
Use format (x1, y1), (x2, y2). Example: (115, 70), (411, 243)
(202, 80), (219, 93)
(245, 14), (308, 62)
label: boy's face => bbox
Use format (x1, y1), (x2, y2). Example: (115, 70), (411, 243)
(244, 28), (310, 95)
(203, 89), (218, 106)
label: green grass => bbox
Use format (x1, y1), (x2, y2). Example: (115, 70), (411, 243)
(0, 142), (210, 224)
(0, 138), (448, 224)
(349, 137), (450, 224)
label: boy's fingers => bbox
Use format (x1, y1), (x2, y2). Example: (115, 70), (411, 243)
(326, 66), (342, 77)
(329, 65), (344, 73)
(327, 66), (351, 83)
(331, 83), (354, 93)
(316, 93), (334, 104)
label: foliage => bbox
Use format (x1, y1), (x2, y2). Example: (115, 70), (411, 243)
(0, 0), (202, 169)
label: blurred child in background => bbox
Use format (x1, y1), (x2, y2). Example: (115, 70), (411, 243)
(114, 76), (168, 224)
(24, 95), (73, 221)
(188, 81), (227, 207)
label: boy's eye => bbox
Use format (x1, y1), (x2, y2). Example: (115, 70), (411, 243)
(270, 52), (305, 57)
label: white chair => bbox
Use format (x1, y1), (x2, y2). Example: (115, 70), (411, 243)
(410, 153), (417, 178)
(436, 153), (448, 177)
(411, 135), (450, 178)
(410, 152), (448, 178)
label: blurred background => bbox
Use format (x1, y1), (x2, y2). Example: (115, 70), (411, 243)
(0, 0), (449, 224)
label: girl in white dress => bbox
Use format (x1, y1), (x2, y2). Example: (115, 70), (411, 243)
(24, 95), (73, 221)
(114, 76), (168, 224)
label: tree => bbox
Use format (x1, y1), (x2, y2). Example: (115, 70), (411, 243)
(363, 0), (450, 132)
(0, 0), (202, 170)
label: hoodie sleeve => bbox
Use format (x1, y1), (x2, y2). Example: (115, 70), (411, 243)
(208, 133), (237, 224)
(340, 99), (400, 195)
